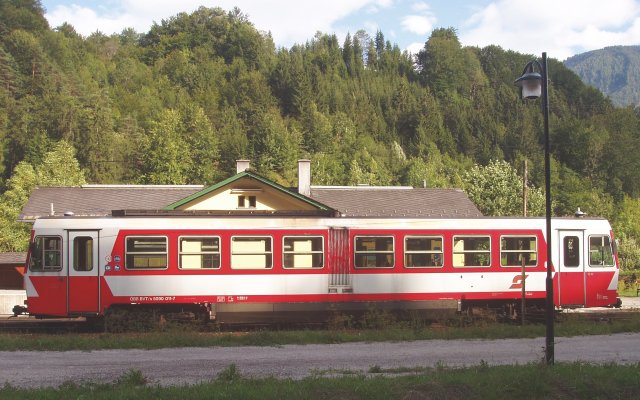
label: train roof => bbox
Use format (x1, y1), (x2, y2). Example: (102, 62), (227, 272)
(31, 213), (611, 234)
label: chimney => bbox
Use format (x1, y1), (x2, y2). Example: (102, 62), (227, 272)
(236, 160), (250, 173)
(298, 159), (311, 197)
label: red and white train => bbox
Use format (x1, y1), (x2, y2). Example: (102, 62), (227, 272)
(18, 212), (620, 323)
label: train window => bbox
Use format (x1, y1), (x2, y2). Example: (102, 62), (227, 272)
(231, 236), (273, 269)
(283, 236), (324, 269)
(179, 236), (221, 269)
(73, 236), (94, 272)
(589, 235), (614, 267)
(563, 236), (580, 267)
(404, 236), (443, 268)
(452, 236), (491, 267)
(125, 236), (167, 269)
(354, 236), (394, 268)
(500, 236), (537, 267)
(29, 236), (62, 272)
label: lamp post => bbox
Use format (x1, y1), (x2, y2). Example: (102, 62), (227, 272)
(514, 52), (554, 365)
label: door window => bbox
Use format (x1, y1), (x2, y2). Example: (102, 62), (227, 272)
(73, 236), (94, 271)
(563, 236), (580, 267)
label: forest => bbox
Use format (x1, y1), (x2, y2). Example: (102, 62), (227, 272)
(1, 1), (640, 270)
(565, 45), (640, 107)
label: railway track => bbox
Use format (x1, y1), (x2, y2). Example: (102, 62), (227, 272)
(1, 308), (638, 334)
(0, 317), (94, 333)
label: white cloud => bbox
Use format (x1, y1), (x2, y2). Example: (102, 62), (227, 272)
(47, 4), (143, 35)
(364, 20), (380, 33)
(402, 15), (436, 35)
(400, 1), (436, 38)
(406, 41), (425, 54)
(411, 1), (430, 12)
(365, 0), (396, 13)
(45, 0), (390, 47)
(460, 0), (640, 60)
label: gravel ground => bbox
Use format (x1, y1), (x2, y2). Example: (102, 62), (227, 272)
(1, 332), (640, 388)
(1, 297), (639, 388)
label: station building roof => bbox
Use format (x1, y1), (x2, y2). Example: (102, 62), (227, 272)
(19, 167), (481, 221)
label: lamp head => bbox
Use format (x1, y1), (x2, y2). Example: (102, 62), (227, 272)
(514, 71), (542, 99)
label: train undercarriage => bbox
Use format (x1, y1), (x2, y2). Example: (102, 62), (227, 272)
(74, 298), (554, 332)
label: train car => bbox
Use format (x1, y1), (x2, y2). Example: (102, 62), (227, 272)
(17, 213), (620, 323)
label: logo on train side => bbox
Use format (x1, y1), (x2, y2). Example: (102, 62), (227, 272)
(509, 274), (528, 289)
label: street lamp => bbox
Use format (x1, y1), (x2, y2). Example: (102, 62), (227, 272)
(514, 52), (554, 365)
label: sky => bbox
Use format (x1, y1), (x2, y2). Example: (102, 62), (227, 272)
(40, 0), (640, 61)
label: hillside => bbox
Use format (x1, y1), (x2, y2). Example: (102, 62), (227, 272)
(3, 2), (640, 256)
(565, 45), (640, 107)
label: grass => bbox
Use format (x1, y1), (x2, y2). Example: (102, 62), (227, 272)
(1, 363), (639, 399)
(1, 311), (639, 398)
(0, 312), (639, 352)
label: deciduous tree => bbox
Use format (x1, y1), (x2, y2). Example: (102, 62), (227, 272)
(463, 159), (544, 216)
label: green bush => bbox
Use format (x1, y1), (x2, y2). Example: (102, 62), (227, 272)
(617, 237), (640, 271)
(116, 369), (148, 386)
(217, 364), (241, 381)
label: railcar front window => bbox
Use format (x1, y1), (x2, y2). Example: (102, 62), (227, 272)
(452, 236), (491, 267)
(231, 237), (272, 269)
(355, 236), (394, 268)
(405, 236), (443, 268)
(500, 236), (537, 267)
(125, 236), (167, 269)
(283, 236), (324, 269)
(29, 236), (62, 272)
(589, 235), (614, 267)
(179, 237), (221, 269)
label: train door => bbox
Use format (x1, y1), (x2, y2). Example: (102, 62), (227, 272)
(67, 230), (100, 314)
(328, 228), (352, 293)
(557, 230), (586, 307)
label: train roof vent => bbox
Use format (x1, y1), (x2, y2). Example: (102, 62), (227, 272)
(63, 211), (75, 217)
(574, 207), (586, 218)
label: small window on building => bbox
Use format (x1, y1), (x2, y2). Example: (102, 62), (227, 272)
(29, 236), (62, 272)
(355, 236), (394, 268)
(563, 236), (580, 267)
(231, 236), (272, 269)
(283, 236), (324, 269)
(453, 236), (491, 267)
(238, 195), (257, 208)
(405, 236), (443, 268)
(589, 235), (614, 267)
(500, 236), (537, 267)
(73, 236), (94, 272)
(125, 236), (167, 269)
(179, 237), (221, 269)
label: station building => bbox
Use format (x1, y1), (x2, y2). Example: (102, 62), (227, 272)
(1, 160), (480, 314)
